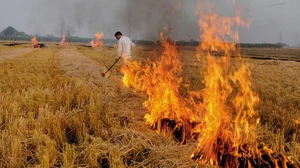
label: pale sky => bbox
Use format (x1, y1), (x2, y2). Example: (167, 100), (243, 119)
(0, 0), (299, 45)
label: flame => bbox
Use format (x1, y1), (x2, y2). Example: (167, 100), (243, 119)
(120, 2), (296, 167)
(191, 2), (294, 168)
(114, 43), (118, 48)
(295, 119), (300, 125)
(90, 33), (104, 48)
(31, 36), (39, 48)
(191, 11), (256, 163)
(60, 35), (68, 46)
(121, 27), (194, 144)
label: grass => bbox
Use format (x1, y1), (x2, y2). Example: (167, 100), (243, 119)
(0, 43), (299, 167)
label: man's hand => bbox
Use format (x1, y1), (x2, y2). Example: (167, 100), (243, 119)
(117, 53), (125, 60)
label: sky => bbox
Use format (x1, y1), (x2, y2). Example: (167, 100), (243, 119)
(0, 0), (299, 45)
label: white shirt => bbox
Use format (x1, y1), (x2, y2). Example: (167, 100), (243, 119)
(117, 36), (135, 58)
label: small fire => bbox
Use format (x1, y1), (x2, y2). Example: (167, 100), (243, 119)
(90, 33), (104, 48)
(60, 35), (68, 46)
(31, 36), (40, 48)
(121, 27), (195, 144)
(114, 43), (118, 48)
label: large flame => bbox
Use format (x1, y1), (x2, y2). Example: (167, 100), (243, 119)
(31, 36), (39, 48)
(120, 2), (295, 167)
(121, 28), (195, 144)
(90, 33), (104, 48)
(191, 11), (259, 165)
(191, 3), (294, 168)
(60, 35), (68, 46)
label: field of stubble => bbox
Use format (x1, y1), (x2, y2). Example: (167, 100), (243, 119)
(0, 42), (299, 167)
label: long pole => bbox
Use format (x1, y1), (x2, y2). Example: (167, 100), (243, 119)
(102, 57), (122, 77)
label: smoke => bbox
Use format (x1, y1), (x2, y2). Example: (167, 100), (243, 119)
(28, 0), (300, 45)
(120, 0), (200, 40)
(28, 0), (200, 40)
(28, 0), (80, 36)
(29, 0), (117, 37)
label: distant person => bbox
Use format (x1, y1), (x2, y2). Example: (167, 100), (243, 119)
(114, 31), (135, 61)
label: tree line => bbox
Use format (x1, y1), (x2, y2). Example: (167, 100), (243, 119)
(0, 36), (287, 48)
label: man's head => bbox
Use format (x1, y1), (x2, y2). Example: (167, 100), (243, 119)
(115, 31), (122, 40)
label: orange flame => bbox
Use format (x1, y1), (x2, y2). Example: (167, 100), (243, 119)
(120, 2), (295, 167)
(60, 35), (68, 46)
(90, 33), (104, 48)
(31, 36), (39, 48)
(114, 43), (118, 48)
(191, 3), (294, 168)
(121, 27), (194, 144)
(191, 11), (256, 163)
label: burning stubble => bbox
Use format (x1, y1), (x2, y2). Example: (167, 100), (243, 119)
(121, 1), (296, 167)
(31, 36), (39, 48)
(60, 35), (69, 46)
(90, 33), (104, 48)
(121, 27), (195, 144)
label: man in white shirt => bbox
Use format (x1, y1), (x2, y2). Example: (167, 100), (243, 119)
(115, 31), (135, 60)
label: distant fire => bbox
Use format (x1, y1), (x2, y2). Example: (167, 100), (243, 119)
(90, 33), (104, 48)
(114, 43), (118, 48)
(60, 35), (68, 46)
(31, 36), (40, 48)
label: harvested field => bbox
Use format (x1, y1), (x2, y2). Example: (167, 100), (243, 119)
(0, 47), (34, 61)
(0, 43), (299, 167)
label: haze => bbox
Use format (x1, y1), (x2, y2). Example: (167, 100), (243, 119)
(0, 0), (299, 45)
